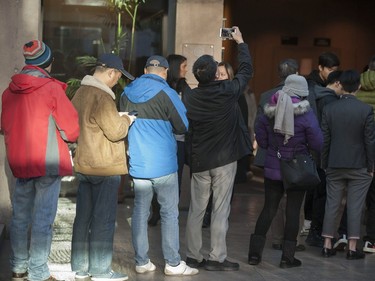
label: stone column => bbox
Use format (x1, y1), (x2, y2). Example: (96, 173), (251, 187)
(174, 0), (224, 87)
(0, 0), (42, 233)
(170, 0), (224, 210)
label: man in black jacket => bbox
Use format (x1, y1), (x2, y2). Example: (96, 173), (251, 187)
(184, 26), (253, 271)
(305, 52), (341, 248)
(306, 52), (340, 115)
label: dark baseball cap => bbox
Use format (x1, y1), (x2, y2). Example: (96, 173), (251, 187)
(97, 53), (135, 80)
(145, 55), (169, 68)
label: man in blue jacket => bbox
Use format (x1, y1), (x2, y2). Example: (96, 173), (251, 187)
(120, 56), (198, 276)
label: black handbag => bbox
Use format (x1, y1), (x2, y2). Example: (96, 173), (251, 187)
(270, 124), (320, 190)
(278, 151), (321, 190)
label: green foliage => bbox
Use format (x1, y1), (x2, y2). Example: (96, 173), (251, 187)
(66, 56), (97, 100)
(75, 56), (97, 68)
(66, 0), (148, 101)
(107, 0), (147, 72)
(66, 78), (81, 100)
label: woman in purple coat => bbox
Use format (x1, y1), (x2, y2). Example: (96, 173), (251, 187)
(248, 74), (323, 268)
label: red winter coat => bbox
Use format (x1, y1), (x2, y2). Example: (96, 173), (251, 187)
(1, 65), (79, 178)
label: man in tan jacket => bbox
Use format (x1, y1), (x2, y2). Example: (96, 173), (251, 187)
(70, 54), (136, 281)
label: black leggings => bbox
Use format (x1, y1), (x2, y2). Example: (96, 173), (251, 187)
(254, 178), (306, 241)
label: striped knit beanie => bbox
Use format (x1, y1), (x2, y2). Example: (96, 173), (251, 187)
(23, 40), (53, 68)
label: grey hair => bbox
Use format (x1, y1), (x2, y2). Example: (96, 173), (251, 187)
(278, 59), (299, 80)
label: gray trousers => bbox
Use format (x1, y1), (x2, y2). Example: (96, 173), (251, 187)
(186, 161), (237, 262)
(322, 168), (372, 240)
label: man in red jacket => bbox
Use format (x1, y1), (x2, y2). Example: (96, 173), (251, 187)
(1, 40), (79, 281)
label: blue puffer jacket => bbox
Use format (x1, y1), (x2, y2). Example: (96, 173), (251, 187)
(255, 93), (323, 181)
(120, 74), (188, 179)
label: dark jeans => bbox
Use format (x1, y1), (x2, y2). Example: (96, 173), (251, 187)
(254, 178), (306, 241)
(310, 168), (327, 231)
(71, 174), (120, 275)
(177, 140), (185, 195)
(365, 176), (375, 241)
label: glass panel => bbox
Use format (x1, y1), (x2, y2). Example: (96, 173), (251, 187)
(43, 0), (165, 83)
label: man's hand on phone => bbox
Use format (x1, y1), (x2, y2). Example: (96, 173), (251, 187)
(119, 112), (137, 125)
(231, 26), (244, 44)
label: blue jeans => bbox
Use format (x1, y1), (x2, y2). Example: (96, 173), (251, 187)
(132, 172), (180, 266)
(71, 174), (120, 275)
(10, 176), (61, 281)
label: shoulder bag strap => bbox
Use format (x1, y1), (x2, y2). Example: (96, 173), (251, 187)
(268, 118), (282, 159)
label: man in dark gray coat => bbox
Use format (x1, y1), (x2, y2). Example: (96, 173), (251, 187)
(321, 70), (375, 259)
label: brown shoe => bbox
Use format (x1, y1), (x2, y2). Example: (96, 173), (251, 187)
(12, 272), (27, 281)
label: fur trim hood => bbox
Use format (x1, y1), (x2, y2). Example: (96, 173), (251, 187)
(264, 99), (311, 118)
(81, 75), (116, 100)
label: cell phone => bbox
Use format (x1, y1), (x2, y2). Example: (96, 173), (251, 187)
(219, 27), (235, 40)
(128, 110), (138, 116)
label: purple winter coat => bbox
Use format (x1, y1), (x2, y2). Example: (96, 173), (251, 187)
(255, 93), (323, 181)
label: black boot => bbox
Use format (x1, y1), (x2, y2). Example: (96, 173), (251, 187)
(280, 240), (302, 268)
(305, 227), (324, 247)
(248, 234), (266, 265)
(148, 195), (160, 226)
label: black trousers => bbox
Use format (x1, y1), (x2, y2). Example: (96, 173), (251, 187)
(254, 178), (306, 241)
(310, 168), (327, 230)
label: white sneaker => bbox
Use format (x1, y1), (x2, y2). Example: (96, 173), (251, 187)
(300, 220), (311, 236)
(136, 260), (156, 273)
(75, 272), (91, 281)
(333, 234), (348, 251)
(303, 219), (311, 228)
(164, 261), (199, 276)
(300, 227), (310, 236)
(91, 270), (128, 281)
(363, 241), (375, 253)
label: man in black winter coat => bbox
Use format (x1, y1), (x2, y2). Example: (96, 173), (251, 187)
(305, 52), (341, 248)
(184, 26), (253, 271)
(306, 52), (340, 116)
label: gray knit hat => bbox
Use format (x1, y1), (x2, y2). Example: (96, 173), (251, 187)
(282, 74), (309, 97)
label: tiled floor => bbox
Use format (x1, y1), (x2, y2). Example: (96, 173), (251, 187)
(1, 166), (374, 281)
